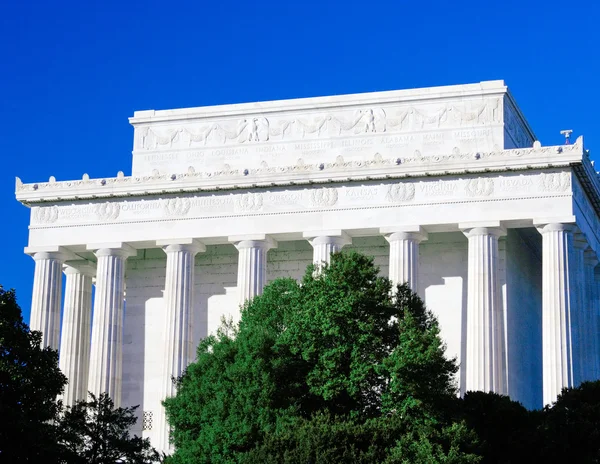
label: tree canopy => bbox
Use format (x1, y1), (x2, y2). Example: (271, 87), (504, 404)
(0, 286), (158, 463)
(164, 252), (479, 463)
(59, 392), (160, 464)
(0, 285), (67, 462)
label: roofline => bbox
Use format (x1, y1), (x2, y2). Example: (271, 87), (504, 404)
(129, 80), (509, 125)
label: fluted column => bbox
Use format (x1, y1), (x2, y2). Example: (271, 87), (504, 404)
(30, 250), (66, 349)
(87, 244), (135, 407)
(536, 223), (576, 405)
(584, 249), (598, 382)
(594, 267), (600, 380)
(572, 236), (587, 385)
(461, 224), (507, 394)
(304, 231), (351, 270)
(156, 239), (205, 453)
(382, 227), (428, 292)
(230, 236), (277, 306)
(59, 263), (95, 405)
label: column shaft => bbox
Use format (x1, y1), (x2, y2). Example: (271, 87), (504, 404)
(157, 243), (202, 453)
(59, 266), (93, 405)
(539, 223), (575, 405)
(463, 227), (506, 394)
(385, 231), (426, 292)
(235, 240), (274, 306)
(30, 252), (65, 349)
(572, 239), (587, 385)
(88, 248), (130, 406)
(583, 251), (598, 382)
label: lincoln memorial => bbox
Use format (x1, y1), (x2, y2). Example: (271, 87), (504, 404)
(15, 80), (600, 453)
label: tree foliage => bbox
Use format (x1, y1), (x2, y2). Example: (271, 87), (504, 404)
(58, 392), (160, 464)
(0, 286), (158, 463)
(164, 252), (479, 463)
(0, 285), (67, 462)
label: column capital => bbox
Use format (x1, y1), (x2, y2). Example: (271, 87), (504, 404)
(535, 222), (576, 234)
(303, 230), (352, 247)
(63, 260), (96, 277)
(25, 245), (76, 261)
(533, 216), (577, 231)
(381, 226), (428, 243)
(157, 238), (206, 254)
(229, 235), (277, 251)
(460, 221), (506, 238)
(87, 243), (137, 258)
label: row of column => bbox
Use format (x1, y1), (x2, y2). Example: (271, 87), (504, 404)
(27, 223), (600, 420)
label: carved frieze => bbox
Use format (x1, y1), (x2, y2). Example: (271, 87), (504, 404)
(25, 170), (578, 230)
(235, 193), (263, 211)
(164, 197), (191, 217)
(310, 188), (338, 207)
(134, 99), (503, 152)
(33, 206), (59, 224)
(95, 202), (120, 221)
(465, 178), (494, 197)
(386, 182), (416, 202)
(539, 172), (571, 192)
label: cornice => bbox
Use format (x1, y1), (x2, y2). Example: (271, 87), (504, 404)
(129, 81), (508, 125)
(15, 138), (588, 206)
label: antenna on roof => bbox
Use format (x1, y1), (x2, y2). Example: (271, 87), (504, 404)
(560, 129), (573, 145)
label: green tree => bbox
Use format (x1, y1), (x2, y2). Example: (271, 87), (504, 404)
(58, 392), (160, 464)
(165, 252), (480, 463)
(0, 286), (67, 462)
(459, 391), (539, 463)
(535, 380), (600, 463)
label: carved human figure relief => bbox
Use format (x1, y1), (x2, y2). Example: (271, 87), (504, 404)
(386, 182), (416, 202)
(465, 178), (494, 197)
(310, 187), (338, 207)
(238, 118), (269, 143)
(95, 202), (121, 221)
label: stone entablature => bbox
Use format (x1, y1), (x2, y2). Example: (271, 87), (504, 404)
(16, 139), (586, 204)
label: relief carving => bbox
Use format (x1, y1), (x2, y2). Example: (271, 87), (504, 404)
(386, 182), (416, 202)
(539, 172), (571, 192)
(95, 202), (120, 221)
(235, 193), (263, 211)
(164, 197), (191, 217)
(310, 187), (338, 207)
(33, 206), (59, 224)
(465, 178), (494, 197)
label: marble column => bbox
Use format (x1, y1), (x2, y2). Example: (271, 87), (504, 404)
(595, 267), (600, 380)
(536, 223), (576, 405)
(584, 249), (598, 382)
(461, 224), (507, 394)
(59, 263), (95, 405)
(231, 236), (277, 306)
(381, 227), (428, 292)
(304, 231), (351, 270)
(572, 236), (587, 385)
(156, 239), (205, 453)
(30, 250), (66, 349)
(87, 244), (135, 407)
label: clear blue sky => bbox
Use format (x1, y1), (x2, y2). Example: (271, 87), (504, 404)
(1, 0), (598, 322)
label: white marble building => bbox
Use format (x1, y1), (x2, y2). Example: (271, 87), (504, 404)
(15, 80), (600, 452)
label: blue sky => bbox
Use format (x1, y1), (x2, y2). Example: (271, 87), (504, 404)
(1, 0), (598, 322)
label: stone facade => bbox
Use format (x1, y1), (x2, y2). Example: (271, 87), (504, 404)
(15, 80), (600, 453)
